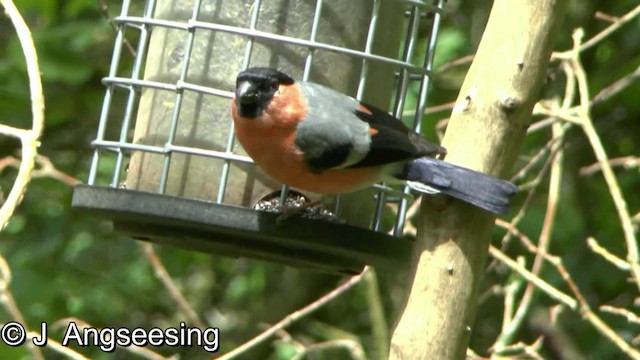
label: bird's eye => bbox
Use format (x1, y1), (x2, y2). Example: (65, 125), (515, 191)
(270, 82), (279, 90)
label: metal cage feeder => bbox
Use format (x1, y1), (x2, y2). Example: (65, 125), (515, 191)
(71, 0), (446, 274)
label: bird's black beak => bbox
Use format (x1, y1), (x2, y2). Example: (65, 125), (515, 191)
(236, 81), (259, 105)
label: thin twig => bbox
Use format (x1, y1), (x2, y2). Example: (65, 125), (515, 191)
(97, 0), (136, 56)
(499, 257), (525, 338)
(527, 116), (556, 134)
(587, 237), (630, 271)
(140, 244), (204, 328)
(600, 305), (640, 325)
(509, 133), (563, 183)
(494, 122), (565, 350)
(554, 4), (640, 59)
(494, 219), (640, 359)
(364, 268), (388, 360)
(271, 327), (305, 354)
(217, 268), (369, 360)
(495, 220), (588, 305)
(436, 54), (474, 74)
(492, 341), (545, 360)
(0, 7), (43, 359)
(488, 246), (577, 310)
(490, 245), (640, 359)
(591, 64), (640, 106)
(582, 310), (640, 359)
(292, 339), (367, 360)
(0, 155), (81, 186)
(492, 140), (561, 269)
(580, 156), (640, 176)
(52, 318), (172, 360)
(0, 0), (45, 231)
(466, 348), (488, 360)
(0, 255), (44, 360)
(569, 29), (640, 293)
(595, 11), (619, 23)
(25, 331), (90, 360)
(403, 101), (455, 118)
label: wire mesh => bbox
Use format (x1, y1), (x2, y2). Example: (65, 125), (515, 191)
(87, 0), (446, 238)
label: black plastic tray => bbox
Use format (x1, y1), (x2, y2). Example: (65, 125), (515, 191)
(71, 185), (413, 274)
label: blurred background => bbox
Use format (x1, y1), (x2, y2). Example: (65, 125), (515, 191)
(0, 0), (639, 358)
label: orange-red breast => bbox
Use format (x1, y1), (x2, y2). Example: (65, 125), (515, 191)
(231, 67), (516, 214)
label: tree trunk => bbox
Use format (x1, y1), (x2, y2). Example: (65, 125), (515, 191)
(389, 1), (565, 359)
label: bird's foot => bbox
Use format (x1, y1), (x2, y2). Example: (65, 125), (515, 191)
(276, 200), (322, 225)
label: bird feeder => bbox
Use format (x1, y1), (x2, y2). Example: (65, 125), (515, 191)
(71, 0), (446, 274)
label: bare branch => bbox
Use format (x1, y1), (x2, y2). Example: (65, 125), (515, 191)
(0, 0), (45, 231)
(595, 11), (620, 23)
(600, 305), (640, 326)
(436, 54), (475, 74)
(140, 244), (205, 328)
(580, 156), (640, 176)
(591, 65), (640, 106)
(0, 255), (44, 360)
(490, 245), (640, 359)
(217, 268), (368, 360)
(554, 4), (640, 58)
(587, 237), (631, 271)
(292, 339), (367, 360)
(25, 331), (89, 360)
(494, 122), (565, 350)
(567, 29), (640, 292)
(52, 318), (172, 360)
(0, 155), (81, 187)
(488, 246), (577, 310)
(96, 0), (136, 56)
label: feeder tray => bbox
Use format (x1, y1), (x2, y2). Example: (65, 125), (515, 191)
(71, 185), (413, 274)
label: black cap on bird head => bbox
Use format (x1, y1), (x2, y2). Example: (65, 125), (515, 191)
(234, 67), (295, 118)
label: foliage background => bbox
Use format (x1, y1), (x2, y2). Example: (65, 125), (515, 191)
(0, 0), (639, 358)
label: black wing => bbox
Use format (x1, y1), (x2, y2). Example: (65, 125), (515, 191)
(346, 102), (446, 168)
(294, 126), (353, 173)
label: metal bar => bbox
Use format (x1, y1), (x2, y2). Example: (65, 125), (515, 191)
(392, 7), (421, 118)
(335, 0), (381, 218)
(178, 80), (234, 98)
(113, 16), (433, 76)
(168, 145), (253, 164)
(279, 0), (324, 208)
(91, 140), (255, 163)
(302, 0), (323, 80)
(371, 4), (422, 232)
(356, 0), (381, 100)
(93, 140), (164, 155)
(216, 0), (262, 204)
(158, 0), (205, 194)
(103, 77), (176, 91)
(413, 1), (445, 134)
(110, 0), (157, 188)
(394, 0), (446, 237)
(192, 19), (433, 75)
(87, 0), (132, 185)
(102, 77), (235, 98)
(394, 0), (444, 13)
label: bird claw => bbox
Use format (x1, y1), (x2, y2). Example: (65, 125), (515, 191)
(275, 200), (322, 225)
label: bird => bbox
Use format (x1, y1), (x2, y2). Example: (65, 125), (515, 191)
(230, 67), (517, 215)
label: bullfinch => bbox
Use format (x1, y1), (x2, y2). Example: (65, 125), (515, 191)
(231, 67), (517, 215)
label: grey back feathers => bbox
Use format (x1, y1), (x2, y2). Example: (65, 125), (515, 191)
(295, 82), (372, 172)
(294, 81), (446, 173)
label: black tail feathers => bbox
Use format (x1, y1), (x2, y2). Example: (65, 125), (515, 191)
(399, 157), (518, 215)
